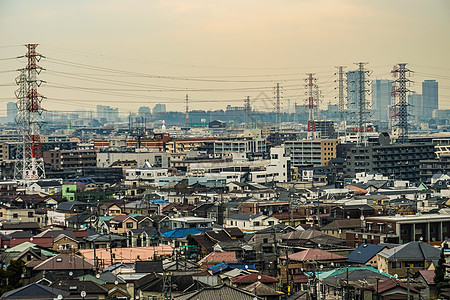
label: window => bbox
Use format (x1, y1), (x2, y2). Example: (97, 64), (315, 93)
(263, 238), (268, 243)
(28, 212), (34, 218)
(13, 213), (18, 218)
(253, 221), (260, 226)
(268, 221), (274, 226)
(126, 222), (134, 228)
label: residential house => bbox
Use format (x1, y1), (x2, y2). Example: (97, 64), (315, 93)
(109, 215), (138, 235)
(224, 213), (280, 231)
(377, 241), (441, 277)
(173, 284), (261, 300)
(346, 244), (388, 267)
(278, 249), (347, 285)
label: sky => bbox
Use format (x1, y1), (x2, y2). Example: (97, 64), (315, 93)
(0, 0), (449, 115)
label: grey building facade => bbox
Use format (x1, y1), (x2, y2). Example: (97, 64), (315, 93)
(422, 80), (438, 120)
(344, 143), (435, 182)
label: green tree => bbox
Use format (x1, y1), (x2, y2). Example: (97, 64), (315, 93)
(435, 247), (449, 296)
(0, 259), (25, 294)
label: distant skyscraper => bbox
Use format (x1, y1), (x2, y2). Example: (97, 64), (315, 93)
(153, 103), (166, 113)
(138, 106), (151, 115)
(372, 80), (392, 121)
(408, 92), (423, 124)
(422, 80), (438, 120)
(6, 102), (17, 124)
(346, 70), (365, 121)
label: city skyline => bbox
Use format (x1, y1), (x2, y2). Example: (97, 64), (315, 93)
(0, 0), (449, 114)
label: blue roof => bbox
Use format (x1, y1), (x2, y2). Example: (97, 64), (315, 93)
(149, 199), (168, 204)
(347, 244), (387, 264)
(208, 262), (257, 274)
(160, 228), (210, 239)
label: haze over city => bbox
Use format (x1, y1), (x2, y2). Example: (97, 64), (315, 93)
(0, 0), (449, 114)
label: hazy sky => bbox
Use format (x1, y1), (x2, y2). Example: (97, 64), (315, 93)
(0, 0), (449, 114)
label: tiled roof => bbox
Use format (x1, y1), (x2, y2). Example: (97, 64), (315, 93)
(173, 284), (260, 300)
(418, 270), (436, 286)
(378, 241), (440, 261)
(283, 249), (346, 262)
(347, 244), (387, 264)
(231, 273), (278, 284)
(33, 253), (94, 271)
(375, 278), (419, 294)
(1, 283), (70, 299)
(242, 281), (280, 296)
(198, 251), (237, 265)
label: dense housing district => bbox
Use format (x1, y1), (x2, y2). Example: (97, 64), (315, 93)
(0, 125), (449, 300)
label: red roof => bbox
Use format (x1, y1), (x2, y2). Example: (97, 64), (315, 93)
(197, 251), (237, 265)
(375, 278), (419, 294)
(283, 248), (346, 262)
(231, 273), (278, 284)
(418, 270), (435, 286)
(111, 214), (133, 222)
(292, 274), (309, 283)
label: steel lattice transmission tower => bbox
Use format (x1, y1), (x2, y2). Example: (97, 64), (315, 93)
(14, 44), (46, 181)
(185, 94), (189, 125)
(305, 74), (318, 139)
(335, 66), (347, 123)
(349, 62), (371, 146)
(391, 63), (412, 144)
(244, 96), (252, 127)
(274, 83), (282, 130)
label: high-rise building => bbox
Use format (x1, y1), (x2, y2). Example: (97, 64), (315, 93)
(6, 102), (17, 124)
(138, 106), (151, 115)
(96, 105), (119, 122)
(422, 80), (438, 120)
(346, 70), (365, 120)
(372, 80), (392, 121)
(284, 138), (339, 167)
(408, 92), (423, 123)
(153, 103), (166, 113)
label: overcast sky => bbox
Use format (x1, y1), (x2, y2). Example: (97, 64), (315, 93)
(0, 0), (449, 114)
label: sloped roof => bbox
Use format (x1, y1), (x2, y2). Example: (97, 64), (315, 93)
(347, 244), (387, 264)
(135, 260), (164, 273)
(1, 283), (69, 299)
(193, 234), (215, 253)
(417, 269), (436, 286)
(283, 249), (346, 262)
(322, 219), (362, 230)
(243, 281), (280, 296)
(378, 241), (440, 262)
(33, 253), (94, 271)
(99, 271), (126, 284)
(173, 284), (261, 300)
(160, 228), (209, 238)
(375, 278), (419, 294)
(198, 251), (237, 265)
(231, 273), (278, 284)
(209, 262), (256, 275)
(282, 229), (323, 240)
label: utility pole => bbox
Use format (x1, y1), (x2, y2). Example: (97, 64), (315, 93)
(407, 266), (410, 300)
(391, 63), (412, 144)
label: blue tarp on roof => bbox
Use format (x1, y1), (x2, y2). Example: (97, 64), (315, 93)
(208, 262), (257, 274)
(347, 244), (387, 264)
(160, 228), (210, 239)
